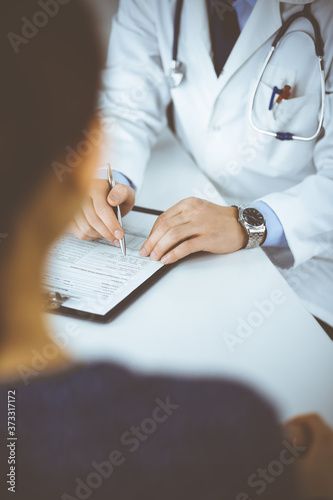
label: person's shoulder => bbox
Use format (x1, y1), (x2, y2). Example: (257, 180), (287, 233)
(0, 362), (132, 401)
(35, 361), (134, 397)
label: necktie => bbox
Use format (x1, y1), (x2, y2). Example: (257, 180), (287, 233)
(207, 0), (241, 77)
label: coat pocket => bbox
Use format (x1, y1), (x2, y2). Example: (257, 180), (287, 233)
(251, 67), (321, 138)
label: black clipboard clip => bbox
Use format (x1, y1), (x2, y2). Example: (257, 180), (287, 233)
(42, 292), (71, 311)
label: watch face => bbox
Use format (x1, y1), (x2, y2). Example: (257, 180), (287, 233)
(243, 207), (264, 227)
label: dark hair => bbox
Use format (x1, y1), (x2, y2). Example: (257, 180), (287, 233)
(0, 0), (102, 234)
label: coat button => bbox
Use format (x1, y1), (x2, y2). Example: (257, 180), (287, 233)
(212, 125), (221, 131)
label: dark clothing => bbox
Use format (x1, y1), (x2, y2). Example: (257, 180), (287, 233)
(315, 317), (333, 340)
(206, 0), (240, 76)
(0, 362), (298, 500)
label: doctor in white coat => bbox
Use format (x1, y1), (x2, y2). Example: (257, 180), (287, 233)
(70, 0), (333, 332)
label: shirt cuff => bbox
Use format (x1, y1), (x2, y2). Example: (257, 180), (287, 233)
(252, 201), (289, 248)
(113, 171), (136, 190)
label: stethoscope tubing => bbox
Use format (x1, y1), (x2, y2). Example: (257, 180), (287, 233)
(172, 0), (184, 62)
(272, 3), (324, 57)
(170, 0), (326, 142)
(248, 6), (326, 142)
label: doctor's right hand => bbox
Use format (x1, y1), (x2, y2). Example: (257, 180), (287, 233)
(69, 179), (135, 244)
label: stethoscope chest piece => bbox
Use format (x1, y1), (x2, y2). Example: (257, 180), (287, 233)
(168, 59), (186, 88)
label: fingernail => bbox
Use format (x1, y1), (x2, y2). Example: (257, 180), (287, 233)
(110, 194), (121, 203)
(151, 251), (157, 261)
(114, 240), (120, 247)
(161, 256), (168, 264)
(115, 230), (123, 239)
(140, 248), (147, 257)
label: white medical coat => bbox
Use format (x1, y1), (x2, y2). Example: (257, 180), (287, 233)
(100, 0), (333, 326)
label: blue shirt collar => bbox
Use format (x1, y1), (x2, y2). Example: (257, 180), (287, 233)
(233, 0), (257, 9)
(246, 0), (257, 7)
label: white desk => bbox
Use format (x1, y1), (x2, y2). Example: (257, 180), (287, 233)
(49, 129), (333, 424)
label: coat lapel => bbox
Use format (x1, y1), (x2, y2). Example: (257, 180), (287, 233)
(180, 0), (219, 96)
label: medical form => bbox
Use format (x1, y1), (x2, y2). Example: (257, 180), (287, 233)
(43, 210), (164, 317)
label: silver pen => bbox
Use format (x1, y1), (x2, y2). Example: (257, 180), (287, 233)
(107, 163), (126, 257)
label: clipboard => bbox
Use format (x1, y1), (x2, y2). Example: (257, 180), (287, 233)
(43, 206), (173, 323)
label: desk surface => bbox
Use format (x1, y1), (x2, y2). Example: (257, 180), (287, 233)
(49, 129), (333, 424)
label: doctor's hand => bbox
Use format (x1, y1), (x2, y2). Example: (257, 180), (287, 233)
(69, 179), (135, 244)
(140, 198), (247, 264)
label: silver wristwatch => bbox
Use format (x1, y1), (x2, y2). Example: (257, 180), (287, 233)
(234, 205), (267, 249)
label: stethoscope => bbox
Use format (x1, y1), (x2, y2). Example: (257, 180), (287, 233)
(168, 1), (326, 142)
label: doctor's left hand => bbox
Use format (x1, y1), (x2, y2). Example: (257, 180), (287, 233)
(140, 198), (248, 264)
